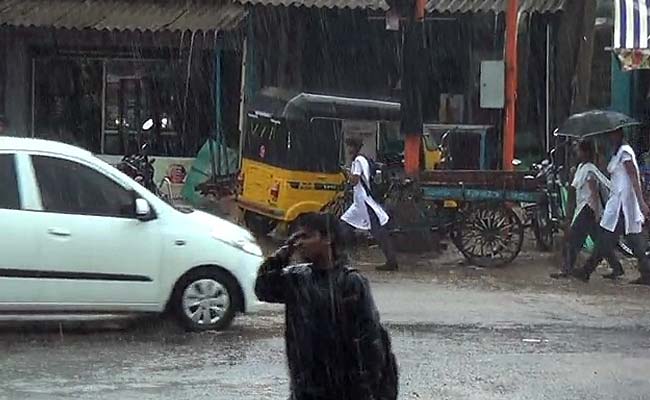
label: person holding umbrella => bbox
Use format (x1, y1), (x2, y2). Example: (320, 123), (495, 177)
(571, 128), (650, 284)
(555, 111), (650, 284)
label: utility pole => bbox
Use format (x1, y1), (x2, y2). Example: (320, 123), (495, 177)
(401, 0), (426, 176)
(570, 0), (597, 114)
(503, 0), (519, 170)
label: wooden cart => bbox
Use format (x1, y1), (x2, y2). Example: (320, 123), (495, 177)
(417, 170), (542, 267)
(324, 169), (543, 267)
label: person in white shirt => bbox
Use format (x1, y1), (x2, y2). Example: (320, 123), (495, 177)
(551, 140), (618, 278)
(340, 138), (398, 271)
(572, 129), (650, 284)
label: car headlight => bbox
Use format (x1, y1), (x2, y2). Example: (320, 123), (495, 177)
(212, 230), (263, 257)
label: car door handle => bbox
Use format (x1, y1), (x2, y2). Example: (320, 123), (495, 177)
(47, 228), (71, 237)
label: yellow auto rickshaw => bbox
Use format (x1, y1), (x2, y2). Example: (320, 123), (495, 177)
(237, 87), (402, 235)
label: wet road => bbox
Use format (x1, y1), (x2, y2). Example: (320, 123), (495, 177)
(2, 277), (650, 400)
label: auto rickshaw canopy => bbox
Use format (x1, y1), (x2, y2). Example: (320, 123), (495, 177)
(247, 87), (401, 124)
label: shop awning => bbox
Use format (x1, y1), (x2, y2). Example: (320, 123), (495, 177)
(612, 0), (650, 70)
(614, 0), (649, 48)
(235, 0), (566, 11)
(0, 0), (247, 32)
(235, 0), (389, 10)
(426, 0), (566, 14)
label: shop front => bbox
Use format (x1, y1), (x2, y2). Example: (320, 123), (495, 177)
(417, 2), (564, 164)
(30, 54), (200, 185)
(0, 0), (246, 198)
(239, 0), (565, 166)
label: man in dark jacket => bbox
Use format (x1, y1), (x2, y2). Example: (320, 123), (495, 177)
(255, 213), (396, 400)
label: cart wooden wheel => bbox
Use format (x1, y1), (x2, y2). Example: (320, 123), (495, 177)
(452, 203), (524, 268)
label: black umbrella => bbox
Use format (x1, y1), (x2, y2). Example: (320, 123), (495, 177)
(554, 110), (640, 138)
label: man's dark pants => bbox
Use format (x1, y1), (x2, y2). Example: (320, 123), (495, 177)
(366, 204), (398, 267)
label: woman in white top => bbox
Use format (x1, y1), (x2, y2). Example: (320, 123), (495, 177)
(573, 129), (650, 285)
(551, 140), (617, 278)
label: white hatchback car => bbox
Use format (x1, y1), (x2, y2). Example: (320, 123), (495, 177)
(0, 137), (263, 331)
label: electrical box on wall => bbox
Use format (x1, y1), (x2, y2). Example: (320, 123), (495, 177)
(480, 60), (505, 109)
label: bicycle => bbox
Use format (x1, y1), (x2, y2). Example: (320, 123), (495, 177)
(321, 166), (354, 219)
(521, 156), (566, 251)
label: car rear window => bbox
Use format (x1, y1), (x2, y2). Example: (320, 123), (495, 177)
(0, 154), (20, 209)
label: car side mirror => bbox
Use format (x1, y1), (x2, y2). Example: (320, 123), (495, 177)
(135, 198), (154, 221)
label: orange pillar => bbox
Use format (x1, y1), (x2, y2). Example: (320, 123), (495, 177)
(404, 135), (421, 174)
(415, 0), (426, 20)
(503, 0), (519, 171)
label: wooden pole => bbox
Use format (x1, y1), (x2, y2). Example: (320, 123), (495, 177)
(545, 24), (551, 153)
(571, 0), (597, 114)
(211, 48), (222, 179)
(503, 0), (519, 170)
(403, 0), (426, 176)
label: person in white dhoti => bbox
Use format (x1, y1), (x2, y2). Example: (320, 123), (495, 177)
(572, 129), (650, 285)
(340, 137), (398, 271)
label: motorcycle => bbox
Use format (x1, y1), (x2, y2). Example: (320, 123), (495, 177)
(118, 144), (158, 192)
(117, 142), (174, 203)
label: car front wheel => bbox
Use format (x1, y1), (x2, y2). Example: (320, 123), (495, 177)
(172, 270), (237, 331)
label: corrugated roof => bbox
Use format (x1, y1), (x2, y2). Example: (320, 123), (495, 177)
(426, 0), (566, 14)
(0, 0), (247, 32)
(236, 0), (563, 12)
(237, 0), (389, 10)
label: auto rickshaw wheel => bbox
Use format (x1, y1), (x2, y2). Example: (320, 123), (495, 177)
(243, 211), (278, 237)
(452, 203), (524, 268)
